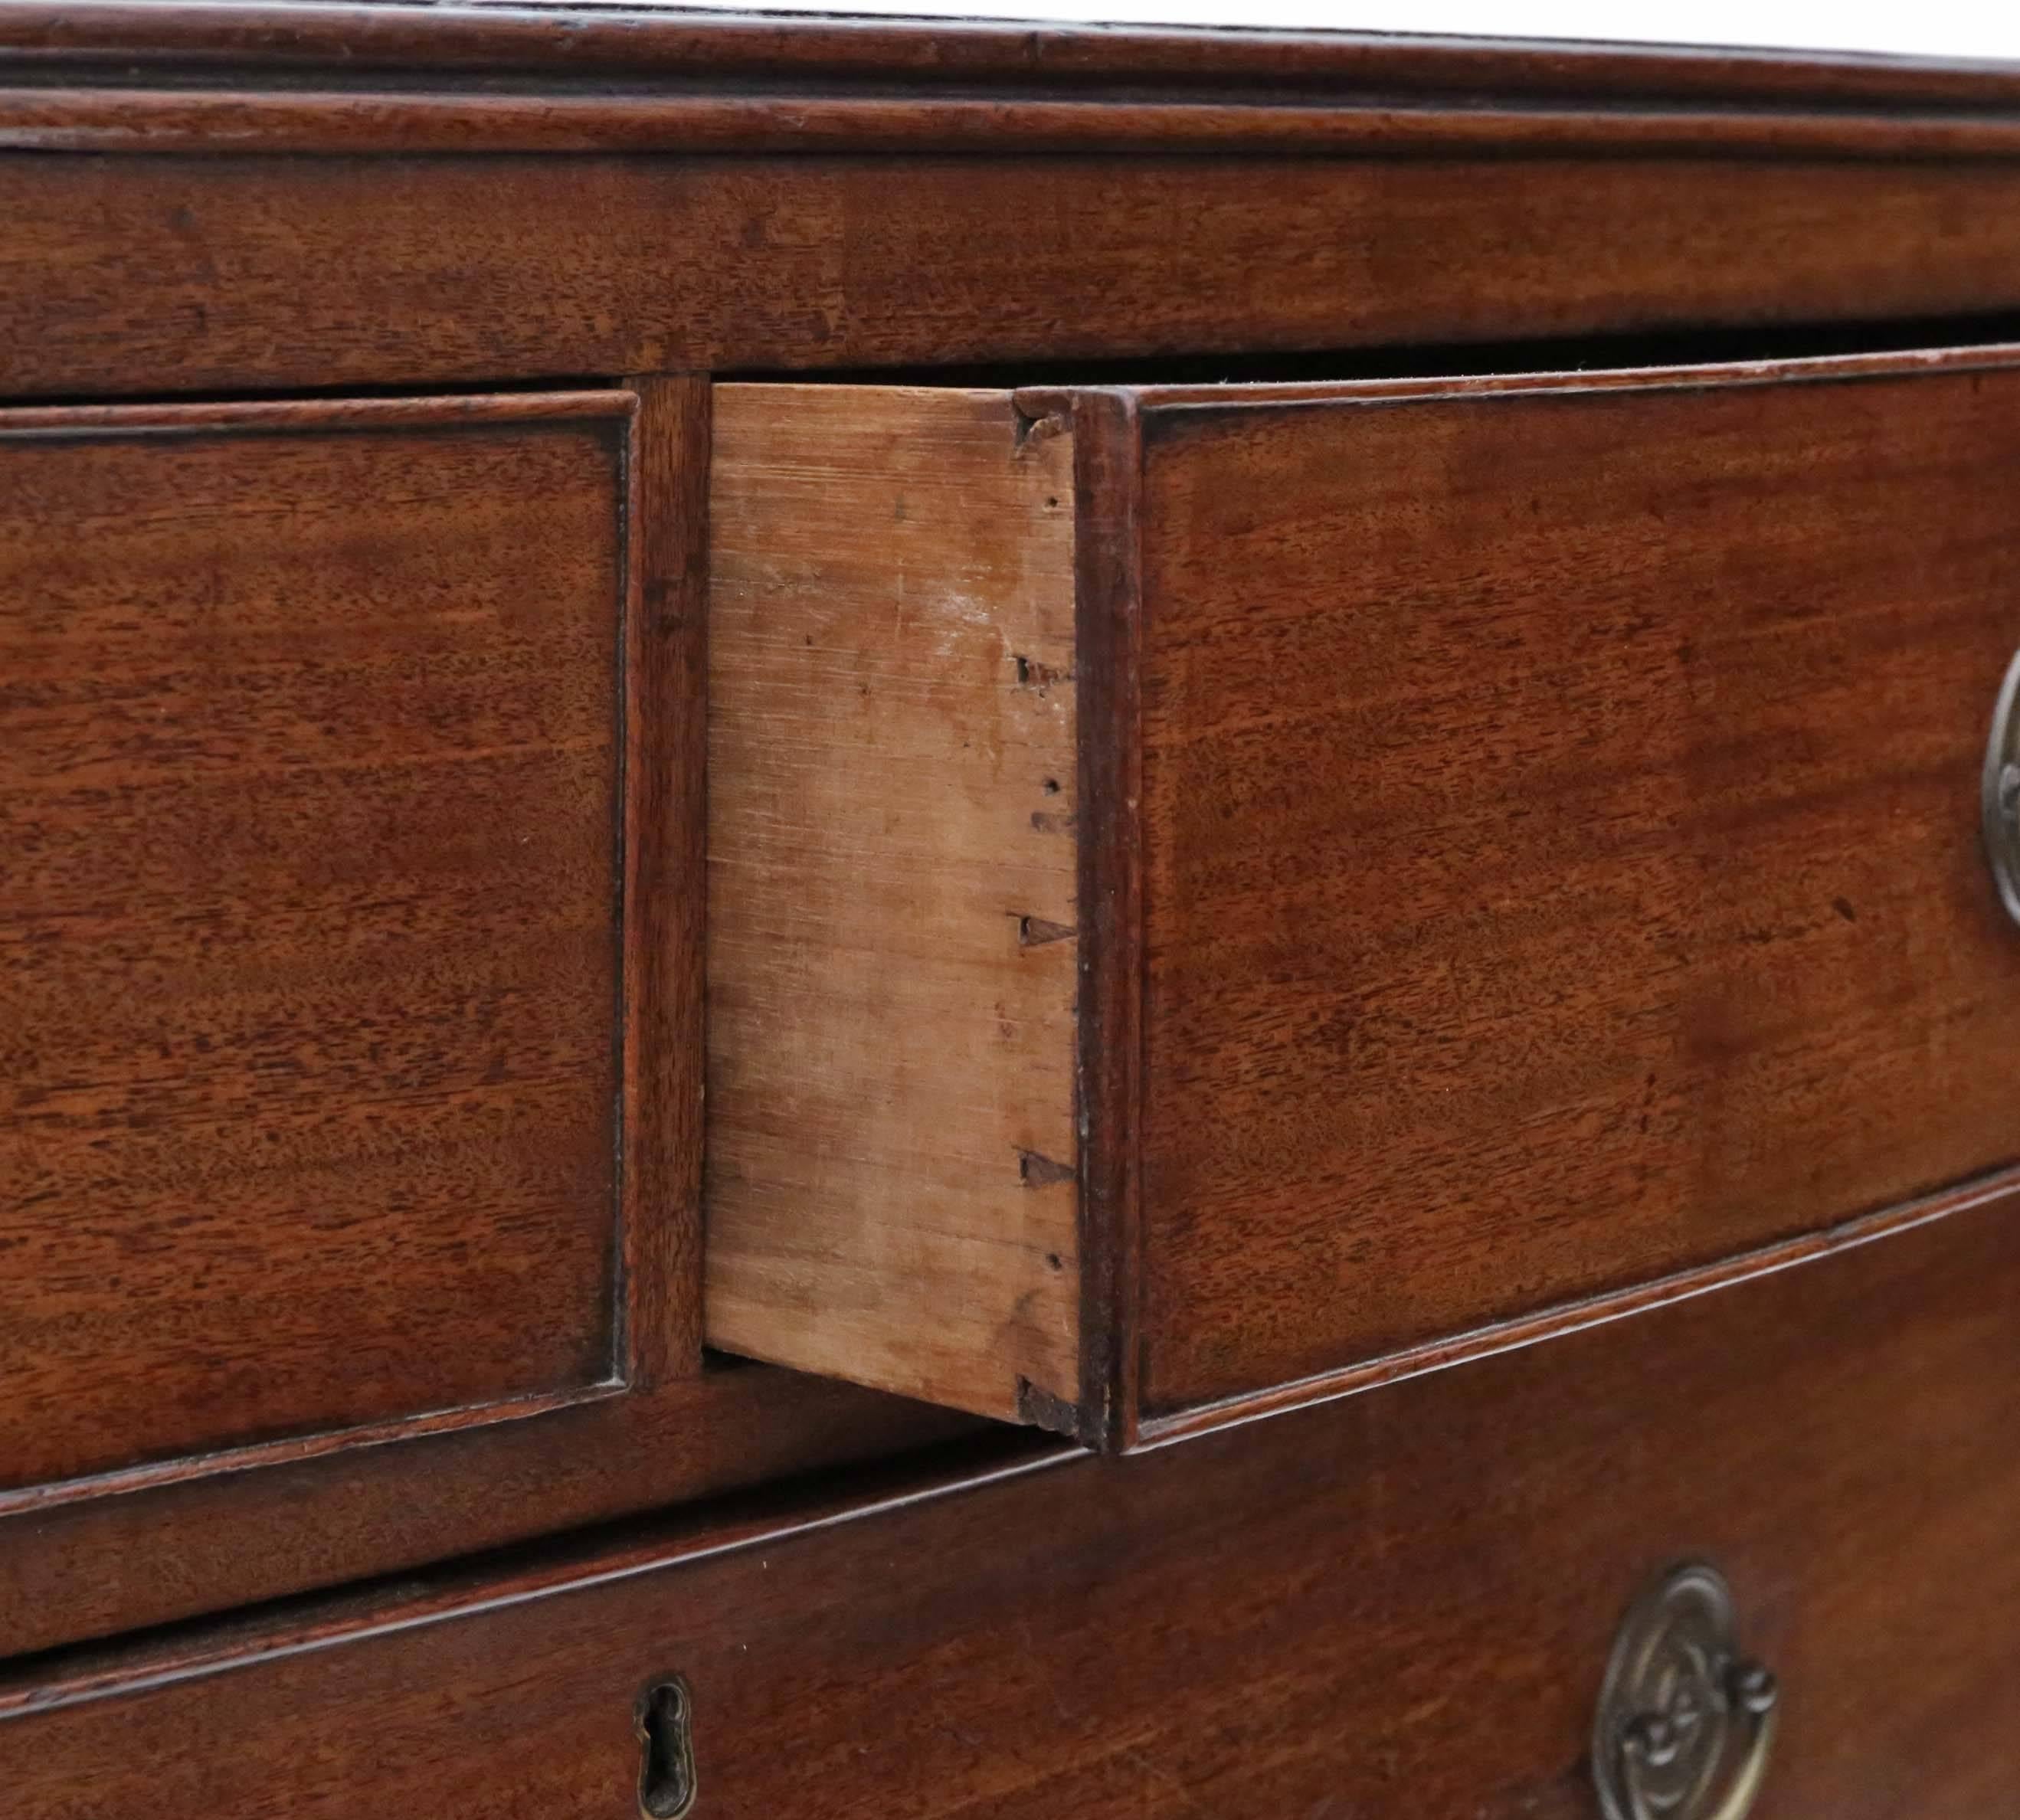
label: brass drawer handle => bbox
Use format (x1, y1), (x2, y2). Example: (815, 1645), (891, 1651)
(1592, 1563), (1779, 1820)
(1982, 649), (2020, 925)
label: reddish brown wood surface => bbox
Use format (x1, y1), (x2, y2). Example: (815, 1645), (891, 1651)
(5, 11), (2020, 1745)
(14, 158), (2020, 402)
(26, 88), (2020, 157)
(0, 394), (631, 1494)
(620, 375), (709, 1390)
(15, 0), (2020, 109)
(0, 1362), (977, 1661)
(0, 378), (984, 1661)
(1058, 388), (1149, 1449)
(15, 2), (2020, 157)
(5, 1180), (2016, 1819)
(712, 352), (2020, 1447)
(1119, 352), (2020, 1419)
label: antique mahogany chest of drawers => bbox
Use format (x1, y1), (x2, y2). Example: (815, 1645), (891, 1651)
(5, 6), (2020, 1816)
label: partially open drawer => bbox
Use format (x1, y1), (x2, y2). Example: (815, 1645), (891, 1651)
(704, 351), (2020, 1448)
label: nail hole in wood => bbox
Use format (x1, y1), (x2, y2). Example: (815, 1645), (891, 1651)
(1018, 915), (1075, 948)
(1018, 1148), (1074, 1187)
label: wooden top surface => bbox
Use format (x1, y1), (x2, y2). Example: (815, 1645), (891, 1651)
(2, 2), (2014, 99)
(7, 2), (2020, 155)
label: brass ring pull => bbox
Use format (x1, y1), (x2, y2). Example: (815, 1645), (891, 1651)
(1593, 1563), (1779, 1820)
(1981, 648), (2020, 926)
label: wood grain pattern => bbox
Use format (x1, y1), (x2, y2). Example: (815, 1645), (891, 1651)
(13, 0), (2020, 115)
(0, 394), (630, 1494)
(0, 1361), (977, 1661)
(14, 0), (2020, 105)
(28, 87), (2020, 158)
(9, 17), (2020, 1745)
(6, 1179), (2016, 1819)
(1053, 388), (1148, 1450)
(1124, 352), (2020, 1416)
(0, 384), (951, 1663)
(18, 2), (2020, 161)
(620, 375), (709, 1390)
(722, 349), (2020, 1442)
(18, 157), (2020, 401)
(705, 386), (1081, 1426)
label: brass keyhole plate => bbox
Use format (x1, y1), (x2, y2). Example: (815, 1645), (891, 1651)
(637, 1675), (697, 1819)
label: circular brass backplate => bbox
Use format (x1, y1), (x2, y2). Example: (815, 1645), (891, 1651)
(1592, 1563), (1777, 1820)
(1982, 648), (2020, 928)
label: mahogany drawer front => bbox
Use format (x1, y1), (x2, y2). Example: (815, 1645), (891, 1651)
(706, 350), (2020, 1446)
(0, 379), (986, 1662)
(9, 1180), (2018, 1818)
(0, 391), (662, 1502)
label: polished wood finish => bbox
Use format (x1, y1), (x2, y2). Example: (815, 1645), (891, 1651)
(0, 393), (630, 1494)
(706, 386), (1081, 1426)
(15, 159), (2020, 403)
(0, 381), (985, 1659)
(1121, 350), (2020, 1423)
(31, 89), (2020, 157)
(8, 1174), (2017, 1819)
(714, 350), (2020, 1445)
(16, 2), (2020, 155)
(12, 1), (2020, 114)
(622, 375), (710, 1390)
(0, 1363), (976, 1663)
(7, 12), (2020, 1801)
(1065, 388), (1148, 1450)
